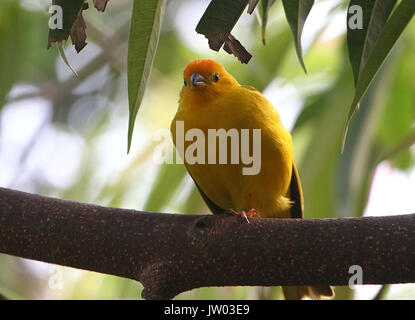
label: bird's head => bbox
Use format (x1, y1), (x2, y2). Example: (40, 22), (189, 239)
(180, 59), (238, 102)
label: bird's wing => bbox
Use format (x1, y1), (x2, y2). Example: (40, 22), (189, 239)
(289, 162), (304, 219)
(242, 84), (303, 219)
(187, 171), (225, 215)
(195, 182), (226, 214)
(191, 164), (303, 218)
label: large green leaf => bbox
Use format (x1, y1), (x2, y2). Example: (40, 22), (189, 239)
(337, 54), (395, 217)
(297, 67), (355, 219)
(258, 0), (276, 44)
(196, 0), (249, 36)
(281, 0), (314, 73)
(127, 0), (165, 153)
(343, 0), (415, 149)
(195, 0), (252, 63)
(347, 0), (397, 86)
(247, 0), (260, 14)
(375, 34), (415, 169)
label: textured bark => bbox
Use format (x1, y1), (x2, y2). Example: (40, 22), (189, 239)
(0, 187), (414, 299)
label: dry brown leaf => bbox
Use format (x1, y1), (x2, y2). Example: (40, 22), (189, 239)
(203, 32), (252, 64)
(70, 3), (88, 53)
(204, 33), (227, 51)
(223, 33), (252, 63)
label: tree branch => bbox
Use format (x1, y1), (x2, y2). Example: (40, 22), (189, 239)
(0, 187), (414, 299)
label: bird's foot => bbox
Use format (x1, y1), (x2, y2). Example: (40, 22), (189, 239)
(225, 208), (258, 223)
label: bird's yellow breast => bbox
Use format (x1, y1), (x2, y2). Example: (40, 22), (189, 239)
(171, 85), (294, 218)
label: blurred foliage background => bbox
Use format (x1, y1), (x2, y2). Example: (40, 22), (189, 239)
(0, 0), (414, 299)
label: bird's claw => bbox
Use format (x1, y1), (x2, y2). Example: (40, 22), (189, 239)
(225, 208), (259, 223)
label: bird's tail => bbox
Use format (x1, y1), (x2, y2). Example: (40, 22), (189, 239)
(282, 285), (333, 300)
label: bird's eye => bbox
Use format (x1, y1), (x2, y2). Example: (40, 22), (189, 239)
(213, 73), (219, 82)
(184, 79), (187, 86)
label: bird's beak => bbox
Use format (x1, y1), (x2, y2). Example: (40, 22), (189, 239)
(190, 72), (206, 87)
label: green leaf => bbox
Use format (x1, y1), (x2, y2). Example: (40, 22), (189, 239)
(195, 0), (252, 63)
(247, 0), (260, 14)
(347, 0), (397, 86)
(259, 0), (276, 44)
(281, 0), (314, 73)
(297, 69), (354, 219)
(127, 0), (165, 153)
(376, 36), (415, 168)
(343, 0), (415, 150)
(196, 0), (249, 36)
(337, 55), (394, 217)
(57, 42), (79, 77)
(47, 0), (85, 49)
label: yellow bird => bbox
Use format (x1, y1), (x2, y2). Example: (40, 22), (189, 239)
(171, 58), (333, 300)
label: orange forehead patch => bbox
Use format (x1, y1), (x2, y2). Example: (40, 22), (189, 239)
(183, 58), (225, 79)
